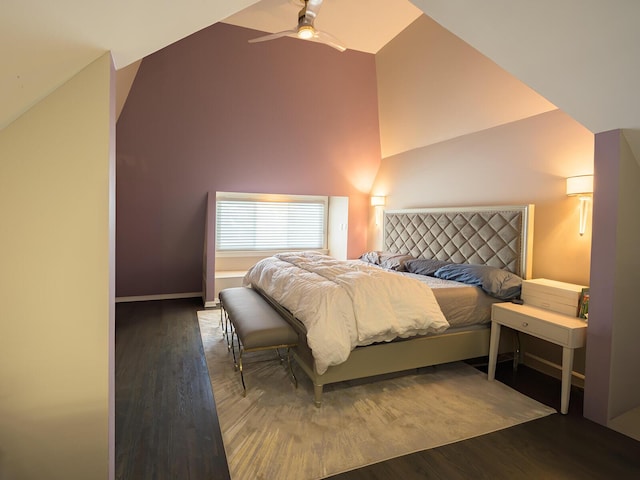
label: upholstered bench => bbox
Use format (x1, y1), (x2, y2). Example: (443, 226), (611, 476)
(218, 287), (298, 396)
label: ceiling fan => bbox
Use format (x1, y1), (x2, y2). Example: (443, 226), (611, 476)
(248, 0), (346, 52)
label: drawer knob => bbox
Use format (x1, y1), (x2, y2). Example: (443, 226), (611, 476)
(522, 321), (529, 327)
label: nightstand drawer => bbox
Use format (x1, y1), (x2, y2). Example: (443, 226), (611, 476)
(492, 306), (570, 344)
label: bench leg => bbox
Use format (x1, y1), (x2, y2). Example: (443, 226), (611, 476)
(220, 307), (228, 347)
(286, 348), (297, 389)
(221, 308), (233, 351)
(230, 331), (239, 370)
(220, 307), (227, 349)
(239, 349), (247, 397)
(274, 348), (298, 389)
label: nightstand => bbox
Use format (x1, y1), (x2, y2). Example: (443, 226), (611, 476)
(488, 302), (587, 414)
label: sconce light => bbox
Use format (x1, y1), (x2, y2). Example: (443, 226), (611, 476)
(370, 196), (386, 207)
(566, 175), (594, 236)
(370, 196), (386, 226)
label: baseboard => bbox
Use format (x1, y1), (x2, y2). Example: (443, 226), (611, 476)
(609, 406), (640, 442)
(204, 299), (219, 308)
(115, 292), (203, 303)
(522, 352), (585, 389)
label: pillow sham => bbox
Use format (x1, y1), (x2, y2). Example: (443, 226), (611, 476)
(359, 251), (381, 265)
(378, 252), (414, 271)
(359, 251), (414, 271)
(433, 263), (523, 300)
(405, 258), (452, 277)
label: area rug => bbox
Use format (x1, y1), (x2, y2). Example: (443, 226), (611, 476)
(198, 310), (555, 480)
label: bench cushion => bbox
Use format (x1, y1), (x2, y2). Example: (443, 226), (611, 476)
(220, 287), (297, 349)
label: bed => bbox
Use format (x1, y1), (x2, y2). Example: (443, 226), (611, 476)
(244, 205), (534, 406)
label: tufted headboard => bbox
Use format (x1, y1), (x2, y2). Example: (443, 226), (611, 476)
(383, 205), (534, 279)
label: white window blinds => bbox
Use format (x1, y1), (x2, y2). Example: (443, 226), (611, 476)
(216, 197), (327, 251)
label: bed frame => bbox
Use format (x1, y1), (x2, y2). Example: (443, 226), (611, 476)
(260, 204), (534, 406)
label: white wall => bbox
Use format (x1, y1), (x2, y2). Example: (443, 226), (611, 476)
(0, 53), (114, 480)
(370, 110), (594, 377)
(586, 129), (640, 426)
(373, 14), (594, 380)
(376, 14), (556, 159)
(609, 132), (640, 418)
(371, 110), (594, 286)
(373, 8), (594, 287)
(373, 12), (595, 284)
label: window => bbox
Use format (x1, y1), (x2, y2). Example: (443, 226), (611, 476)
(216, 193), (327, 253)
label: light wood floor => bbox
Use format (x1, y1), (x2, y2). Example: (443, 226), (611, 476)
(116, 298), (640, 479)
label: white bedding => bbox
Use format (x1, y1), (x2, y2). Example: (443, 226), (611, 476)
(243, 252), (449, 374)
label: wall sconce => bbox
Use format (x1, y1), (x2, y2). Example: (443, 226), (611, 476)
(566, 175), (594, 236)
(371, 196), (386, 226)
(370, 196), (386, 207)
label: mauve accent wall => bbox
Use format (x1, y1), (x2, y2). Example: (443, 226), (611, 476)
(116, 23), (381, 297)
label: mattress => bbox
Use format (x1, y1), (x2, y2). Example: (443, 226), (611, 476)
(400, 272), (501, 328)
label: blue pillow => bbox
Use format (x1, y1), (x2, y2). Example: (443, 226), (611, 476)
(434, 263), (522, 300)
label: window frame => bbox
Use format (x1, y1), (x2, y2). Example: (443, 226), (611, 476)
(215, 192), (329, 257)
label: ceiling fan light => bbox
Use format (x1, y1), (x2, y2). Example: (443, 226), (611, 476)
(297, 25), (314, 39)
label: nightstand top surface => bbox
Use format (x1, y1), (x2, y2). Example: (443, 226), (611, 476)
(492, 302), (588, 329)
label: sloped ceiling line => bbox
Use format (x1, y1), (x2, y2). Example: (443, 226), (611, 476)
(0, 0), (262, 129)
(2, 0), (640, 143)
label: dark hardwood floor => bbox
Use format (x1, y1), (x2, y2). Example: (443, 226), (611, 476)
(116, 299), (640, 479)
(116, 298), (230, 480)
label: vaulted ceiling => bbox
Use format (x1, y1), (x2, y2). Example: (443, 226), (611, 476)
(2, 0), (640, 151)
(222, 0), (423, 54)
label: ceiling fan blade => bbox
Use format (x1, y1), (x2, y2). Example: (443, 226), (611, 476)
(248, 1), (345, 52)
(313, 30), (347, 52)
(248, 30), (297, 44)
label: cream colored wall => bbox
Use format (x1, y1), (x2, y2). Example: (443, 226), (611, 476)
(0, 53), (114, 480)
(373, 11), (594, 285)
(370, 109), (594, 285)
(376, 15), (556, 159)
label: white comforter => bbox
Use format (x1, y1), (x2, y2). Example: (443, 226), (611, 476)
(243, 252), (449, 374)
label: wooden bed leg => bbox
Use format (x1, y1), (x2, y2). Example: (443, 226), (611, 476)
(313, 384), (323, 408)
